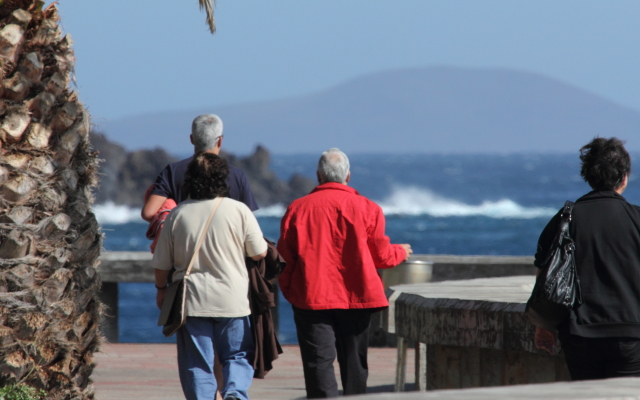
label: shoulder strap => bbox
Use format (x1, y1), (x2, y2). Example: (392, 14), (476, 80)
(184, 197), (223, 278)
(560, 200), (574, 222)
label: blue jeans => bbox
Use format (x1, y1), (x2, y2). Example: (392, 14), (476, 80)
(176, 316), (255, 400)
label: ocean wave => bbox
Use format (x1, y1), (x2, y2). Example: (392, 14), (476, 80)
(93, 187), (556, 224)
(93, 202), (144, 225)
(377, 186), (556, 218)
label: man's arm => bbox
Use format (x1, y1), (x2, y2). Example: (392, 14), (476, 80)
(154, 269), (170, 309)
(243, 207), (269, 260)
(250, 250), (268, 261)
(277, 208), (297, 294)
(399, 244), (413, 260)
(367, 204), (411, 268)
(142, 194), (168, 222)
(152, 213), (174, 309)
(531, 210), (562, 354)
(143, 163), (177, 221)
(534, 326), (557, 355)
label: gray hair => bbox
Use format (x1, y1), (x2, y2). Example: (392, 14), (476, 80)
(317, 148), (350, 183)
(191, 114), (223, 152)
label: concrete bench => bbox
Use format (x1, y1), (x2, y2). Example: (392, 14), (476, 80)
(387, 276), (570, 392)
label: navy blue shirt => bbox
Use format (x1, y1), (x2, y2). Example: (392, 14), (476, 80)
(150, 156), (259, 211)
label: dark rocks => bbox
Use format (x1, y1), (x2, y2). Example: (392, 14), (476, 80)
(90, 132), (315, 208)
(90, 132), (177, 206)
(222, 145), (316, 207)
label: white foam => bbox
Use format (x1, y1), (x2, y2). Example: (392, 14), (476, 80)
(93, 202), (144, 225)
(94, 202), (289, 224)
(377, 186), (556, 219)
(254, 204), (287, 217)
(92, 187), (556, 224)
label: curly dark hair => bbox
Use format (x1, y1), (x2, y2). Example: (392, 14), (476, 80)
(580, 137), (631, 191)
(184, 153), (230, 200)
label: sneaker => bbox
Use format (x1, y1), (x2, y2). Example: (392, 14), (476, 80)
(224, 397), (241, 400)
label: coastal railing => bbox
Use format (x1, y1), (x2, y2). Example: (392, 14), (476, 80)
(98, 252), (536, 343)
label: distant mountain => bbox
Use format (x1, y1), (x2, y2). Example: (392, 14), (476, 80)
(101, 67), (640, 154)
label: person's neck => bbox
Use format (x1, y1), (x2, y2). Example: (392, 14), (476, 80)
(319, 181), (347, 186)
(195, 148), (220, 155)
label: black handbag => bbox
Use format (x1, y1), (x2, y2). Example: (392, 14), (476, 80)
(526, 200), (582, 332)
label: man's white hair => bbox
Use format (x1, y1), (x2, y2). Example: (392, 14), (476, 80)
(191, 114), (223, 152)
(317, 148), (350, 183)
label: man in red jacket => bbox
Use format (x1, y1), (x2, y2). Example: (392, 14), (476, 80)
(278, 148), (412, 398)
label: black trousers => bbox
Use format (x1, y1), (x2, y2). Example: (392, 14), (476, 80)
(562, 335), (640, 380)
(293, 307), (372, 399)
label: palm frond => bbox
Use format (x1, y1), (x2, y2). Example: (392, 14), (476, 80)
(198, 0), (216, 34)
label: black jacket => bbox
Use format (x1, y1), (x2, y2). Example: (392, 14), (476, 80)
(535, 191), (640, 338)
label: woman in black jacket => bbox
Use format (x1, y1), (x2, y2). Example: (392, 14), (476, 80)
(534, 137), (640, 380)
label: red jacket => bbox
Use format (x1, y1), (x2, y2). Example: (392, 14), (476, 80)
(277, 182), (406, 310)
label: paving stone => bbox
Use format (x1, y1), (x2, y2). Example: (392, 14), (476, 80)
(93, 344), (415, 400)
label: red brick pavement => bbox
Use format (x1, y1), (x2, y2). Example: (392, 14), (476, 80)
(93, 344), (415, 400)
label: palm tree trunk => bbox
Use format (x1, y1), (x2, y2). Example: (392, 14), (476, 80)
(1, 1), (103, 398)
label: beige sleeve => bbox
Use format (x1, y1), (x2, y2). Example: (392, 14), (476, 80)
(243, 207), (267, 257)
(151, 213), (174, 271)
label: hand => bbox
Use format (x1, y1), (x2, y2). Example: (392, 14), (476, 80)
(400, 244), (413, 261)
(534, 326), (557, 355)
(156, 288), (166, 310)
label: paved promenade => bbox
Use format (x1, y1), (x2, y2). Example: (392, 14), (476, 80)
(93, 344), (415, 400)
(93, 343), (640, 399)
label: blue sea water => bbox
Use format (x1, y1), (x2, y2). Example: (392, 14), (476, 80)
(97, 153), (640, 344)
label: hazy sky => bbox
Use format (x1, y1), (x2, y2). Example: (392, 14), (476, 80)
(52, 1), (640, 129)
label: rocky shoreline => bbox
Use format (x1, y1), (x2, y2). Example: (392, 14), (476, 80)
(90, 132), (315, 208)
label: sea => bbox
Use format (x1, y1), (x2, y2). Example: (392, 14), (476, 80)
(94, 153), (640, 344)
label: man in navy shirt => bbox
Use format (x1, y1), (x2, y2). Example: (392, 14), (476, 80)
(143, 114), (257, 400)
(141, 114), (258, 221)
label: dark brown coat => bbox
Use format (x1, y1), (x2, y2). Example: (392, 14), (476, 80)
(247, 239), (285, 378)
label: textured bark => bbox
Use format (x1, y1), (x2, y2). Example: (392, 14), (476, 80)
(9, 9), (32, 28)
(0, 24), (24, 64)
(1, 174), (37, 203)
(0, 206), (33, 224)
(2, 71), (31, 102)
(25, 122), (52, 148)
(0, 1), (103, 398)
(0, 165), (8, 185)
(0, 230), (34, 259)
(0, 107), (30, 143)
(26, 91), (55, 120)
(19, 52), (43, 81)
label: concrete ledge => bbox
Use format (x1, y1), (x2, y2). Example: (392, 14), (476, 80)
(96, 253), (537, 345)
(99, 251), (153, 282)
(409, 254), (536, 282)
(97, 252), (535, 284)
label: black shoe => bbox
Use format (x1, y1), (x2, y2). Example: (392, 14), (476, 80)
(224, 397), (241, 400)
